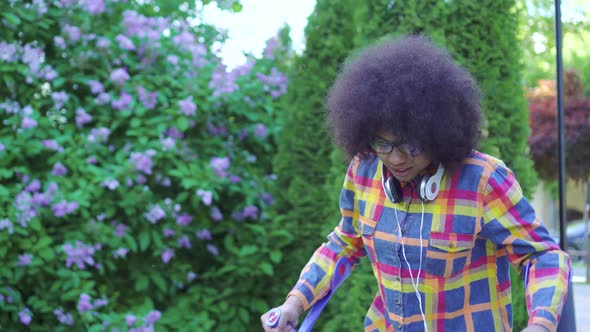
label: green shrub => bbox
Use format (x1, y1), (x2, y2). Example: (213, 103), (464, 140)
(0, 0), (289, 330)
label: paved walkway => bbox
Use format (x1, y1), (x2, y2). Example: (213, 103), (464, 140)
(572, 266), (590, 331)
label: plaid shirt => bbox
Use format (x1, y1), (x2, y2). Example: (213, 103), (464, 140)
(289, 151), (571, 332)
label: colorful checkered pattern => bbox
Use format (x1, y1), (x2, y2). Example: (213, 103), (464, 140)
(289, 151), (571, 332)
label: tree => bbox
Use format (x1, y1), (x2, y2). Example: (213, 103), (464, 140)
(528, 70), (590, 182)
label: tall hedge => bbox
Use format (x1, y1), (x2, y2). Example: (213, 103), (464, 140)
(0, 0), (290, 330)
(316, 1), (534, 331)
(268, 0), (358, 308)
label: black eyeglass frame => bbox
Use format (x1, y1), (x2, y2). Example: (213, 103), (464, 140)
(370, 136), (423, 157)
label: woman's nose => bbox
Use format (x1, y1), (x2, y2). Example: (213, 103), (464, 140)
(384, 148), (408, 165)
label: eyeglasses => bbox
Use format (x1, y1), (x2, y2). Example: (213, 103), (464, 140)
(371, 137), (423, 156)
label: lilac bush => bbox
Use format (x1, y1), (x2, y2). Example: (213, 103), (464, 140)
(0, 0), (291, 330)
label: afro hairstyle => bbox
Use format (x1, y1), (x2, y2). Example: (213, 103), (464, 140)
(326, 34), (483, 171)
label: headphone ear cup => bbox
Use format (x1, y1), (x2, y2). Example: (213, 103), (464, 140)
(420, 164), (445, 201)
(388, 177), (403, 203)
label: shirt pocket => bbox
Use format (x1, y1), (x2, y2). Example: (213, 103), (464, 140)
(425, 231), (475, 278)
(359, 215), (378, 263)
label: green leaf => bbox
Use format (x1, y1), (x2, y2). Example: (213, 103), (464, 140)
(231, 2), (243, 13)
(259, 262), (273, 276)
(150, 273), (167, 291)
(136, 275), (149, 291)
(269, 250), (282, 263)
(139, 231), (150, 251)
(176, 117), (189, 131)
(238, 245), (257, 256)
(38, 248), (55, 261)
(2, 12), (21, 26)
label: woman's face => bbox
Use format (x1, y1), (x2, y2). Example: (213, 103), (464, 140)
(372, 131), (432, 182)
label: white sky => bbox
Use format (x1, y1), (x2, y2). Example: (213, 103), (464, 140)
(201, 1), (589, 69)
(201, 0), (316, 69)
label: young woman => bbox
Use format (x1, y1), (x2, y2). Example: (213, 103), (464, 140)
(261, 35), (570, 332)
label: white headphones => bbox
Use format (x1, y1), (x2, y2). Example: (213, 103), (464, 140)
(382, 163), (445, 202)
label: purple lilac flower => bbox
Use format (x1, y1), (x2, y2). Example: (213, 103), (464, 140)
(0, 41), (19, 62)
(178, 96), (196, 116)
(54, 36), (66, 49)
(19, 308), (32, 325)
(130, 150), (156, 175)
(165, 127), (183, 139)
(81, 0), (105, 15)
(209, 68), (238, 97)
(21, 117), (38, 129)
(53, 308), (74, 326)
(160, 137), (175, 150)
(178, 236), (191, 249)
(167, 55), (179, 65)
(96, 36), (110, 48)
(51, 162), (68, 176)
(0, 142), (4, 152)
(262, 37), (279, 59)
(110, 68), (130, 86)
(257, 68), (288, 99)
(164, 228), (175, 237)
(144, 205), (165, 224)
(63, 25), (81, 41)
(0, 219), (13, 234)
(95, 92), (110, 105)
(15, 191), (37, 227)
(93, 298), (108, 308)
(101, 178), (119, 190)
(77, 294), (93, 313)
(207, 244), (219, 256)
(22, 44), (44, 75)
(161, 249), (174, 264)
(40, 65), (58, 81)
(113, 248), (129, 258)
(210, 207), (223, 222)
(88, 127), (111, 143)
(242, 205), (259, 219)
(41, 139), (62, 151)
(87, 80), (104, 94)
(25, 179), (41, 192)
(51, 91), (69, 110)
(126, 314), (137, 326)
(144, 310), (161, 324)
(238, 129), (248, 140)
(111, 92), (133, 111)
(172, 30), (196, 47)
(254, 123), (267, 138)
(210, 157), (230, 178)
(196, 229), (212, 241)
(17, 254), (33, 266)
(196, 189), (212, 206)
(207, 122), (228, 136)
(229, 175), (241, 183)
(187, 272), (197, 281)
(176, 214), (192, 226)
(75, 107), (92, 127)
(262, 192), (274, 205)
(137, 86), (157, 110)
(115, 34), (135, 50)
(63, 242), (95, 269)
(114, 223), (127, 237)
(52, 200), (79, 217)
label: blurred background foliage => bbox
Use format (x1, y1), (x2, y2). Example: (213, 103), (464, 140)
(0, 0), (588, 331)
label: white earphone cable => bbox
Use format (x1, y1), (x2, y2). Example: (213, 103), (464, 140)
(394, 201), (428, 332)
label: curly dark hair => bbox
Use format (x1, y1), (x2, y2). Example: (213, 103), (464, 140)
(326, 35), (482, 171)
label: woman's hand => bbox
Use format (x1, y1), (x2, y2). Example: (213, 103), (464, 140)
(261, 296), (303, 332)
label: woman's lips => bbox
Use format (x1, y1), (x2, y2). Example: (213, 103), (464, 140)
(392, 168), (411, 178)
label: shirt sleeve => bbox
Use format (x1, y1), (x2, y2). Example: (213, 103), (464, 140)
(288, 157), (366, 311)
(479, 163), (571, 332)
